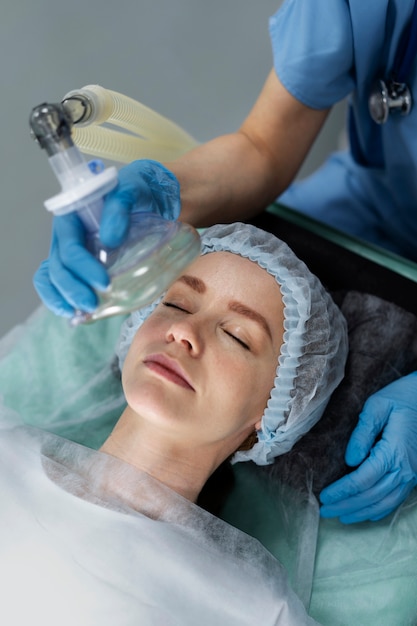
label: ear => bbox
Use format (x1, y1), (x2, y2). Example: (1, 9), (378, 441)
(255, 418), (262, 431)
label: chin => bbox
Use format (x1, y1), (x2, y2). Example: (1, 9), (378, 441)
(127, 384), (189, 427)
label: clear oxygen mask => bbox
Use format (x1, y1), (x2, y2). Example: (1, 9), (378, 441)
(73, 208), (201, 326)
(29, 102), (201, 326)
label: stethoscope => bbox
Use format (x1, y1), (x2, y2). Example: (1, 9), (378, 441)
(369, 1), (417, 124)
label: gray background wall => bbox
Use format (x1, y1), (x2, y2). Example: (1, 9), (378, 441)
(0, 0), (345, 337)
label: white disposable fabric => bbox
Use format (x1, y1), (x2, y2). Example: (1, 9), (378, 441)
(0, 408), (319, 626)
(117, 222), (348, 465)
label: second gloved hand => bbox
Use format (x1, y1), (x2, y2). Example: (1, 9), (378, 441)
(320, 372), (417, 523)
(33, 160), (181, 316)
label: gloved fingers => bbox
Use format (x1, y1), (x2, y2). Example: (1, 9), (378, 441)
(368, 483), (416, 521)
(320, 447), (390, 505)
(48, 244), (100, 313)
(99, 160), (181, 247)
(145, 162), (181, 220)
(344, 395), (392, 466)
(33, 260), (74, 318)
(46, 230), (107, 314)
(100, 189), (133, 248)
(88, 157), (130, 247)
(320, 470), (403, 521)
(100, 161), (152, 247)
(340, 481), (415, 524)
(53, 215), (109, 293)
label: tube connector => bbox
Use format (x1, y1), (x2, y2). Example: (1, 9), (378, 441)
(62, 85), (112, 127)
(62, 95), (93, 125)
(29, 102), (74, 156)
(29, 99), (118, 221)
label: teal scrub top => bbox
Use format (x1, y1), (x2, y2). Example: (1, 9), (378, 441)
(271, 0), (417, 260)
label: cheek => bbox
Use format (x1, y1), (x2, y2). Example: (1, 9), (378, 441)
(121, 322), (157, 400)
(243, 358), (277, 419)
(124, 316), (164, 362)
(121, 363), (140, 407)
(213, 353), (276, 416)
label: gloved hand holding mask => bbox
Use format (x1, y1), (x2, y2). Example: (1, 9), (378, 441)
(33, 160), (181, 317)
(320, 372), (417, 523)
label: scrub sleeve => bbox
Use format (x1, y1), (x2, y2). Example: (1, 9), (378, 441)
(271, 0), (417, 261)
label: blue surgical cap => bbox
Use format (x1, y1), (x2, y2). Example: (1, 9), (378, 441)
(117, 222), (348, 466)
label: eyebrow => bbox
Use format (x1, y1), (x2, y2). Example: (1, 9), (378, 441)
(229, 301), (273, 341)
(177, 275), (273, 341)
(178, 274), (206, 293)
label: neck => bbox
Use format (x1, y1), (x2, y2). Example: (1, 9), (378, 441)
(99, 407), (218, 502)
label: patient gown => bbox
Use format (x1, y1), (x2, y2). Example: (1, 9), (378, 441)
(0, 405), (318, 626)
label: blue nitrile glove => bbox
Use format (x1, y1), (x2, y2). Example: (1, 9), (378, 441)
(33, 160), (181, 317)
(320, 372), (417, 523)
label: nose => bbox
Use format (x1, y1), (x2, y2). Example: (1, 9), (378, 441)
(166, 318), (202, 354)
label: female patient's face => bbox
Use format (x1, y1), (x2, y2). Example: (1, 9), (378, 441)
(122, 252), (284, 455)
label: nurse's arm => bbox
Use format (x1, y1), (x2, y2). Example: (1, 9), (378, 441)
(168, 69), (330, 227)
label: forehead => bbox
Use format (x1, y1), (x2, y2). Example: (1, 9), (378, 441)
(191, 249), (273, 276)
(182, 250), (282, 310)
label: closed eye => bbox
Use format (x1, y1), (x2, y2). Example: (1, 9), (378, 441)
(162, 301), (189, 313)
(223, 330), (250, 351)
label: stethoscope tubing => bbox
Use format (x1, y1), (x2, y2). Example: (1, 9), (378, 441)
(368, 1), (417, 123)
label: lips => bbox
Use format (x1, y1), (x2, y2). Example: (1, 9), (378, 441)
(143, 353), (195, 390)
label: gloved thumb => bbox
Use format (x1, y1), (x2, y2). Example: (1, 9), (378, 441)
(87, 159), (130, 248)
(100, 191), (131, 248)
(345, 395), (390, 466)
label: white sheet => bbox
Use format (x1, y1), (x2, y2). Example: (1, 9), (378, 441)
(0, 407), (318, 625)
